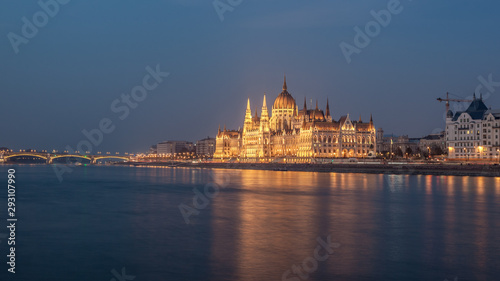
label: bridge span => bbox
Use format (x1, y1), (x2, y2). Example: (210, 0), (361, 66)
(0, 152), (130, 164)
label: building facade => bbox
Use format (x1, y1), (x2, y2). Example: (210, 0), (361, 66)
(419, 132), (446, 156)
(213, 77), (377, 162)
(157, 141), (194, 156)
(446, 95), (500, 160)
(376, 129), (419, 157)
(196, 137), (216, 156)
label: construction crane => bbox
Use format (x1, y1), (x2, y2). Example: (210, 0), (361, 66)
(437, 92), (472, 114)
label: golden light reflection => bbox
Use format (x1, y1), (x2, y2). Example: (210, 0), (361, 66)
(425, 175), (433, 194)
(476, 176), (485, 196)
(203, 169), (500, 280)
(496, 177), (500, 194)
(462, 177), (470, 193)
(209, 169), (382, 280)
(472, 177), (488, 271)
(445, 176), (455, 196)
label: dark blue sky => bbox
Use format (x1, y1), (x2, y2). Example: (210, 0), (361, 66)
(1, 0), (500, 153)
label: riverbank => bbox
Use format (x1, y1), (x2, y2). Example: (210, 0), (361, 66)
(119, 162), (500, 177)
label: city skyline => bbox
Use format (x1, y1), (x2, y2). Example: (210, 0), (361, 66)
(2, 1), (500, 153)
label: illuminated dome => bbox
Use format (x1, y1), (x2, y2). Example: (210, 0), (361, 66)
(273, 76), (297, 109)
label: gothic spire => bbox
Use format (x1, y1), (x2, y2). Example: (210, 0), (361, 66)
(261, 94), (269, 120)
(315, 99), (318, 110)
(303, 96), (307, 111)
(283, 75), (287, 90)
(325, 98), (330, 117)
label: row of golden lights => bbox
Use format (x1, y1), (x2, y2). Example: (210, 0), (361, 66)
(8, 149), (135, 156)
(141, 152), (209, 159)
(448, 146), (500, 153)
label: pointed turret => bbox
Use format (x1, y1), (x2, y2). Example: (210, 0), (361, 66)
(315, 100), (318, 110)
(303, 97), (307, 111)
(244, 98), (252, 132)
(261, 94), (269, 118)
(359, 115), (362, 122)
(283, 75), (287, 90)
(254, 108), (258, 118)
(325, 98), (332, 122)
(260, 94), (270, 132)
(245, 98), (252, 117)
(223, 124), (226, 132)
(218, 124), (221, 133)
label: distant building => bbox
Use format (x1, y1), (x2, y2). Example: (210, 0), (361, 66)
(376, 128), (385, 153)
(419, 132), (446, 155)
(376, 128), (418, 157)
(196, 137), (216, 156)
(157, 141), (194, 156)
(446, 95), (500, 160)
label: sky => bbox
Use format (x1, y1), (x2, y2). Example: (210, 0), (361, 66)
(1, 0), (500, 153)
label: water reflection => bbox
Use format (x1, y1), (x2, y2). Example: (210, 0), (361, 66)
(206, 170), (500, 281)
(4, 165), (499, 281)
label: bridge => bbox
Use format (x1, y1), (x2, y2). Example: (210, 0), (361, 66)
(0, 152), (130, 164)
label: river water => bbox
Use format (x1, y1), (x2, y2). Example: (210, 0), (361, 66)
(0, 165), (499, 281)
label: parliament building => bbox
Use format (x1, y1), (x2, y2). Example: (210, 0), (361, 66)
(213, 77), (377, 162)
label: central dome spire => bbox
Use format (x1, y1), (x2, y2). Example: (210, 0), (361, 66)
(273, 75), (296, 110)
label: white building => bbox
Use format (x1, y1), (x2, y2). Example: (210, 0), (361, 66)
(157, 141), (194, 156)
(196, 137), (216, 156)
(446, 95), (500, 160)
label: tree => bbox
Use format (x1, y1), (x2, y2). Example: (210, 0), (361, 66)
(405, 147), (413, 157)
(395, 147), (403, 157)
(432, 145), (444, 156)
